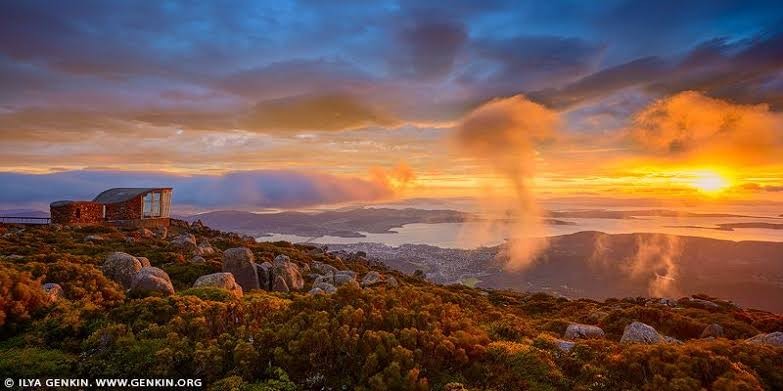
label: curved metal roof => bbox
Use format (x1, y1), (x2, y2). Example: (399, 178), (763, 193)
(92, 188), (171, 204)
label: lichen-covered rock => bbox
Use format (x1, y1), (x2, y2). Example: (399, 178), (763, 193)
(129, 267), (174, 296)
(193, 272), (243, 297)
(312, 281), (337, 294)
(222, 247), (260, 291)
(85, 234), (105, 242)
(564, 323), (605, 340)
(361, 271), (382, 287)
(620, 321), (662, 344)
(334, 271), (357, 287)
(555, 339), (576, 352)
(746, 332), (783, 346)
(313, 274), (334, 285)
(701, 323), (724, 338)
(171, 233), (197, 251)
(658, 298), (677, 307)
(42, 282), (64, 303)
(255, 262), (273, 290)
(271, 255), (303, 290)
(137, 257), (152, 268)
(195, 239), (216, 256)
(102, 252), (142, 289)
(311, 261), (338, 276)
(190, 255), (206, 264)
(272, 275), (289, 292)
(684, 297), (720, 310)
(273, 254), (291, 265)
(386, 276), (399, 288)
(308, 287), (325, 295)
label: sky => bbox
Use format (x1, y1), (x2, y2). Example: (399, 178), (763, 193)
(1, 0), (783, 210)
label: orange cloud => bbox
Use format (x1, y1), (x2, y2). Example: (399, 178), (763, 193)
(630, 91), (783, 165)
(369, 163), (416, 194)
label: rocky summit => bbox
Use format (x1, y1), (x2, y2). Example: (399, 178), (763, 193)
(0, 220), (782, 390)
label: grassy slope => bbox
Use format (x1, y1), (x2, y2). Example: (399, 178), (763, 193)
(0, 222), (781, 390)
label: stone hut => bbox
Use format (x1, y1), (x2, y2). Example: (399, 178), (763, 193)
(50, 187), (172, 228)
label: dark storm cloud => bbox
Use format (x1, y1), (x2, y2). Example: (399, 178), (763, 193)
(1, 0), (783, 139)
(0, 170), (394, 209)
(390, 11), (468, 80)
(465, 35), (606, 95)
(534, 30), (783, 109)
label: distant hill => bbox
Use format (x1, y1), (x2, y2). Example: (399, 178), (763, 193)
(183, 207), (576, 238)
(547, 209), (777, 219)
(0, 209), (49, 217)
(329, 231), (783, 312)
(184, 208), (472, 238)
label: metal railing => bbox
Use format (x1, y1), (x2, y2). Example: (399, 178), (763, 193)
(0, 216), (51, 225)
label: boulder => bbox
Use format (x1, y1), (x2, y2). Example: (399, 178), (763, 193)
(102, 252), (143, 289)
(137, 257), (152, 268)
(222, 247), (260, 291)
(563, 323), (605, 340)
(42, 282), (64, 303)
(308, 287), (325, 295)
(193, 272), (243, 297)
(171, 233), (197, 251)
(555, 339), (576, 353)
(272, 276), (289, 292)
(746, 332), (783, 346)
(85, 234), (105, 242)
(361, 271), (383, 287)
(129, 267), (174, 296)
(386, 276), (400, 288)
(620, 321), (662, 344)
(700, 323), (724, 339)
(195, 245), (216, 257)
(195, 239), (216, 256)
(271, 255), (304, 290)
(190, 255), (206, 264)
(313, 274), (334, 285)
(334, 271), (358, 287)
(311, 261), (338, 276)
(685, 297), (720, 311)
(312, 281), (337, 294)
(658, 298), (677, 307)
(255, 262), (273, 290)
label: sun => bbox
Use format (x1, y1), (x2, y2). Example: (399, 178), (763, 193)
(690, 171), (731, 194)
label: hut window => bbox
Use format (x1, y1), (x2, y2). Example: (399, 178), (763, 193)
(143, 192), (162, 217)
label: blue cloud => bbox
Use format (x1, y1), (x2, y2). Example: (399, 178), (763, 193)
(0, 170), (393, 210)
